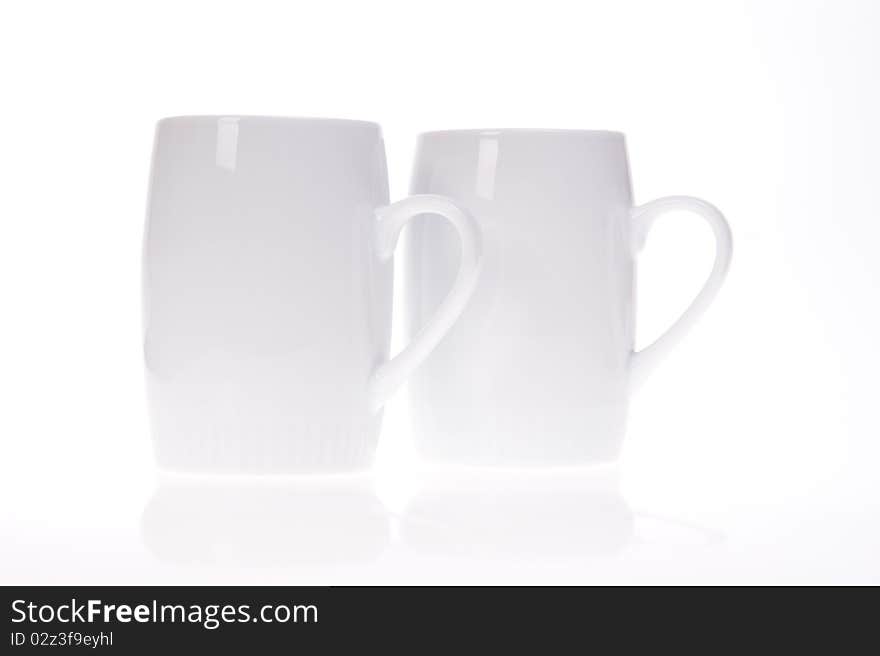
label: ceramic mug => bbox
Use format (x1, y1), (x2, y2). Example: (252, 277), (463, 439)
(143, 116), (481, 474)
(404, 129), (732, 466)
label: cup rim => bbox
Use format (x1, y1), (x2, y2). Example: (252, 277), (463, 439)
(419, 128), (624, 139)
(156, 115), (381, 130)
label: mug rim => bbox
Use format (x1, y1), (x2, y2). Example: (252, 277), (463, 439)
(419, 128), (624, 139)
(156, 115), (381, 130)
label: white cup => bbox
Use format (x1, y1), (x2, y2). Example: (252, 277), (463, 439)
(404, 129), (732, 466)
(143, 116), (481, 474)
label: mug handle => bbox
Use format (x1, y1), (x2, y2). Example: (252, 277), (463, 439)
(368, 194), (482, 412)
(629, 196), (733, 389)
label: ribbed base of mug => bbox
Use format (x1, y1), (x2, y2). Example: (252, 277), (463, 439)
(151, 418), (380, 475)
(417, 439), (622, 468)
(412, 405), (627, 468)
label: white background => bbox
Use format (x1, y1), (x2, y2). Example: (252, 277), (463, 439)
(1, 0), (878, 584)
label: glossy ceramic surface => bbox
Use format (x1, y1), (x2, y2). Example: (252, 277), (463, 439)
(143, 117), (480, 473)
(404, 129), (732, 466)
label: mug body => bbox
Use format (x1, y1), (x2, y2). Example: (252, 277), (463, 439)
(143, 116), (391, 473)
(405, 129), (635, 465)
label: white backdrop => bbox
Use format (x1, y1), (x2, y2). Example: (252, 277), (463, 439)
(1, 0), (877, 584)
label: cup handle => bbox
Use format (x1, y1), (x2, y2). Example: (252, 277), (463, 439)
(629, 196), (733, 389)
(368, 194), (482, 412)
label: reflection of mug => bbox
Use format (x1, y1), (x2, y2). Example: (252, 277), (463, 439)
(405, 129), (732, 465)
(401, 468), (634, 559)
(141, 474), (390, 565)
(143, 117), (480, 474)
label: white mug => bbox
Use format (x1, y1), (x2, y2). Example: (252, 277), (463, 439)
(404, 129), (732, 466)
(143, 116), (480, 473)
